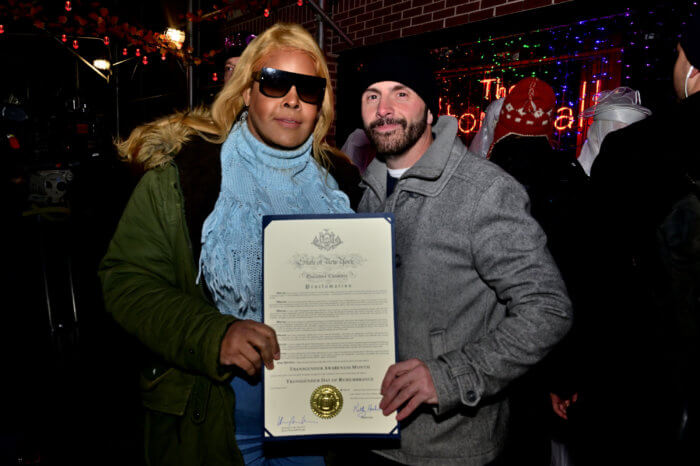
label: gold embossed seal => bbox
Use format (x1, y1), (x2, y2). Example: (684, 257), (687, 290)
(310, 385), (343, 419)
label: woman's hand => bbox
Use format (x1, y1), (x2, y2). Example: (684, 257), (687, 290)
(219, 320), (281, 376)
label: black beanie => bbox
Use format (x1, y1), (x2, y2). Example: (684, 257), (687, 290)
(681, 14), (700, 69)
(356, 48), (439, 119)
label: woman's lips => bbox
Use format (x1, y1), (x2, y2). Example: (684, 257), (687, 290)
(275, 118), (301, 128)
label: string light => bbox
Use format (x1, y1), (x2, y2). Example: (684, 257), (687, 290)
(93, 59), (111, 71)
(122, 48), (128, 56)
(212, 72), (218, 82)
(65, 1), (72, 12)
(135, 48), (141, 57)
(164, 28), (185, 49)
(103, 36), (110, 45)
(72, 39), (79, 49)
(0, 25), (4, 34)
(434, 6), (678, 153)
(297, 0), (304, 6)
(264, 8), (270, 18)
(142, 56), (148, 65)
(62, 34), (67, 42)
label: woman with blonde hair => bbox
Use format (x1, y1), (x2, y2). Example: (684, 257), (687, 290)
(100, 23), (357, 466)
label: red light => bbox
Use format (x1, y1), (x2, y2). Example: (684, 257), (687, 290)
(62, 34), (67, 42)
(142, 56), (148, 65)
(135, 48), (141, 57)
(212, 72), (218, 82)
(0, 25), (4, 34)
(122, 48), (127, 56)
(7, 134), (20, 150)
(264, 8), (270, 17)
(65, 1), (72, 12)
(578, 81), (587, 130)
(161, 53), (166, 61)
(297, 0), (303, 6)
(103, 36), (109, 45)
(73, 39), (79, 50)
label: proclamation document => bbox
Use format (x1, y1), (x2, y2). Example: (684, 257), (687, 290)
(262, 214), (398, 441)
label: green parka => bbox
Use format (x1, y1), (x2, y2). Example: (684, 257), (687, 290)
(99, 139), (244, 466)
(99, 136), (362, 466)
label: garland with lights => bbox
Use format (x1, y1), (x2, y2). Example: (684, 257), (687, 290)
(0, 0), (304, 67)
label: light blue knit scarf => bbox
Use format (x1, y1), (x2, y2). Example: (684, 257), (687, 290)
(199, 117), (353, 321)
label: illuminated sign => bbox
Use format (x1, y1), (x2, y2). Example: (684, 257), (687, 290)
(439, 77), (601, 136)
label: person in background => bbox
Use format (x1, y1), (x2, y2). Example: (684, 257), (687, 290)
(555, 14), (700, 466)
(223, 45), (246, 84)
(468, 97), (504, 158)
(487, 77), (591, 465)
(340, 127), (375, 174)
(577, 86), (651, 176)
(100, 23), (355, 466)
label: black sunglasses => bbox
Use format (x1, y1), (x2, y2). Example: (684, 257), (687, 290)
(252, 67), (326, 105)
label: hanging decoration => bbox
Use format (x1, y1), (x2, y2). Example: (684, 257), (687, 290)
(0, 0), (285, 67)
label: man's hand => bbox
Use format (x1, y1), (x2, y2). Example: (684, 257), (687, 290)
(219, 320), (280, 376)
(550, 392), (578, 420)
(379, 359), (438, 421)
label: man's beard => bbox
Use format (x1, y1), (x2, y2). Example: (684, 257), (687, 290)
(364, 108), (428, 158)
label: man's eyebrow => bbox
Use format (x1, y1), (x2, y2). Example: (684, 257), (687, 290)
(363, 84), (410, 94)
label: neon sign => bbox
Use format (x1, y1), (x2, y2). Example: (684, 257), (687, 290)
(554, 107), (575, 131)
(439, 78), (601, 136)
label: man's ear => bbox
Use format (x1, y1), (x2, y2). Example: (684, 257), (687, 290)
(243, 86), (251, 107)
(427, 109), (434, 126)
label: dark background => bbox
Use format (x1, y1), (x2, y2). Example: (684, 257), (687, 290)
(0, 0), (695, 465)
(1, 2), (224, 465)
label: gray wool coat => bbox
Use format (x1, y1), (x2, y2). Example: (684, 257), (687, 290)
(358, 116), (572, 465)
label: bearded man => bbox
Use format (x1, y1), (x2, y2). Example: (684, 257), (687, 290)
(352, 51), (573, 465)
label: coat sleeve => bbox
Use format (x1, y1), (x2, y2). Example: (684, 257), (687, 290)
(426, 175), (573, 412)
(99, 168), (237, 382)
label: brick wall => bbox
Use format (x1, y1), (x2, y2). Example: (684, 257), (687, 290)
(331, 0), (573, 50)
(222, 0), (573, 142)
(225, 0), (573, 53)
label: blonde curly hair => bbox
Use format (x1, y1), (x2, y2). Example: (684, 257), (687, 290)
(116, 23), (339, 171)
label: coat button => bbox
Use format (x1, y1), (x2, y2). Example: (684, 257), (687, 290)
(189, 348), (195, 354)
(193, 410), (201, 419)
(466, 390), (477, 403)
